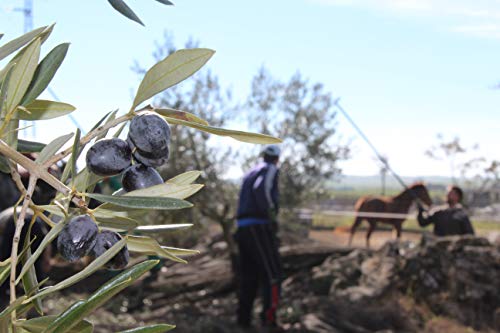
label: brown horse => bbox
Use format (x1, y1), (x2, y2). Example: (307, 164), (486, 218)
(348, 183), (432, 248)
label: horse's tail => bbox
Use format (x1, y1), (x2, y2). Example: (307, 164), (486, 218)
(348, 197), (367, 247)
(348, 215), (363, 247)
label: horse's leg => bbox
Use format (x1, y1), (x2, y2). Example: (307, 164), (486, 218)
(348, 216), (363, 247)
(366, 220), (376, 248)
(395, 221), (402, 241)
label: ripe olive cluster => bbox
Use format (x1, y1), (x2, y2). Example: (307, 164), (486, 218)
(57, 214), (129, 270)
(56, 113), (171, 268)
(85, 112), (171, 192)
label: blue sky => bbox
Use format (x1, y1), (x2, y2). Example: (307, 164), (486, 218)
(0, 0), (499, 178)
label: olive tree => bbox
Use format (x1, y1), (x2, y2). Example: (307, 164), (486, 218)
(247, 67), (350, 208)
(0, 8), (279, 333)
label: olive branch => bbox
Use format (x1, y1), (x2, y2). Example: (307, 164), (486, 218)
(0, 23), (280, 332)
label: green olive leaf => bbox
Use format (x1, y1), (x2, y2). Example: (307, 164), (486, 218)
(4, 38), (41, 114)
(118, 324), (176, 333)
(35, 132), (74, 164)
(134, 224), (193, 233)
(165, 170), (202, 185)
(18, 100), (76, 121)
(127, 235), (187, 263)
(42, 260), (158, 333)
(163, 115), (282, 144)
(124, 183), (203, 200)
(16, 315), (93, 333)
(0, 296), (28, 320)
(0, 258), (11, 287)
(96, 215), (139, 232)
(107, 0), (144, 26)
(154, 0), (174, 5)
(86, 193), (193, 210)
(154, 107), (208, 126)
(21, 219), (43, 315)
(0, 26), (46, 62)
(0, 62), (16, 117)
(18, 139), (47, 153)
(0, 155), (10, 173)
(95, 109), (118, 141)
(133, 48), (215, 109)
(160, 246), (199, 257)
(21, 43), (70, 106)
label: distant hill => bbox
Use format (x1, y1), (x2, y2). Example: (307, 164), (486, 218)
(329, 174), (452, 190)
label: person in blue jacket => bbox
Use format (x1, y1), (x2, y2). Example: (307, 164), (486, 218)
(235, 145), (283, 331)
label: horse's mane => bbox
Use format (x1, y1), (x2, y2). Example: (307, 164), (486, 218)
(409, 182), (425, 188)
(394, 182), (426, 200)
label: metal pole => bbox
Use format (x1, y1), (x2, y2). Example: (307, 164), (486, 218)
(333, 98), (424, 205)
(333, 98), (409, 190)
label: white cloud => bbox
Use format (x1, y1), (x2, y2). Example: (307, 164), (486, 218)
(310, 0), (500, 38)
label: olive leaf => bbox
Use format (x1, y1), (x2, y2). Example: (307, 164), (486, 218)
(154, 0), (174, 5)
(113, 122), (127, 138)
(86, 193), (193, 210)
(133, 48), (215, 109)
(108, 0), (144, 26)
(0, 296), (28, 320)
(21, 43), (70, 106)
(161, 246), (199, 257)
(4, 38), (41, 115)
(60, 128), (81, 183)
(94, 109), (118, 141)
(127, 235), (187, 263)
(70, 128), (81, 180)
(166, 170), (202, 185)
(96, 216), (139, 232)
(0, 259), (11, 287)
(0, 63), (16, 117)
(89, 109), (116, 132)
(134, 224), (193, 233)
(118, 324), (176, 333)
(0, 156), (10, 173)
(17, 100), (76, 121)
(0, 26), (46, 61)
(124, 183), (203, 200)
(16, 315), (93, 333)
(154, 107), (208, 126)
(163, 115), (282, 144)
(42, 260), (158, 333)
(36, 132), (74, 164)
(38, 24), (56, 45)
(40, 301), (92, 333)
(72, 167), (103, 192)
(21, 219), (43, 315)
(18, 139), (47, 153)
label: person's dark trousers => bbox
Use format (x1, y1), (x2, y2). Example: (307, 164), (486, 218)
(236, 222), (283, 327)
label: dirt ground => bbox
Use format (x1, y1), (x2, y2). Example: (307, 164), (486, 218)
(309, 227), (424, 249)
